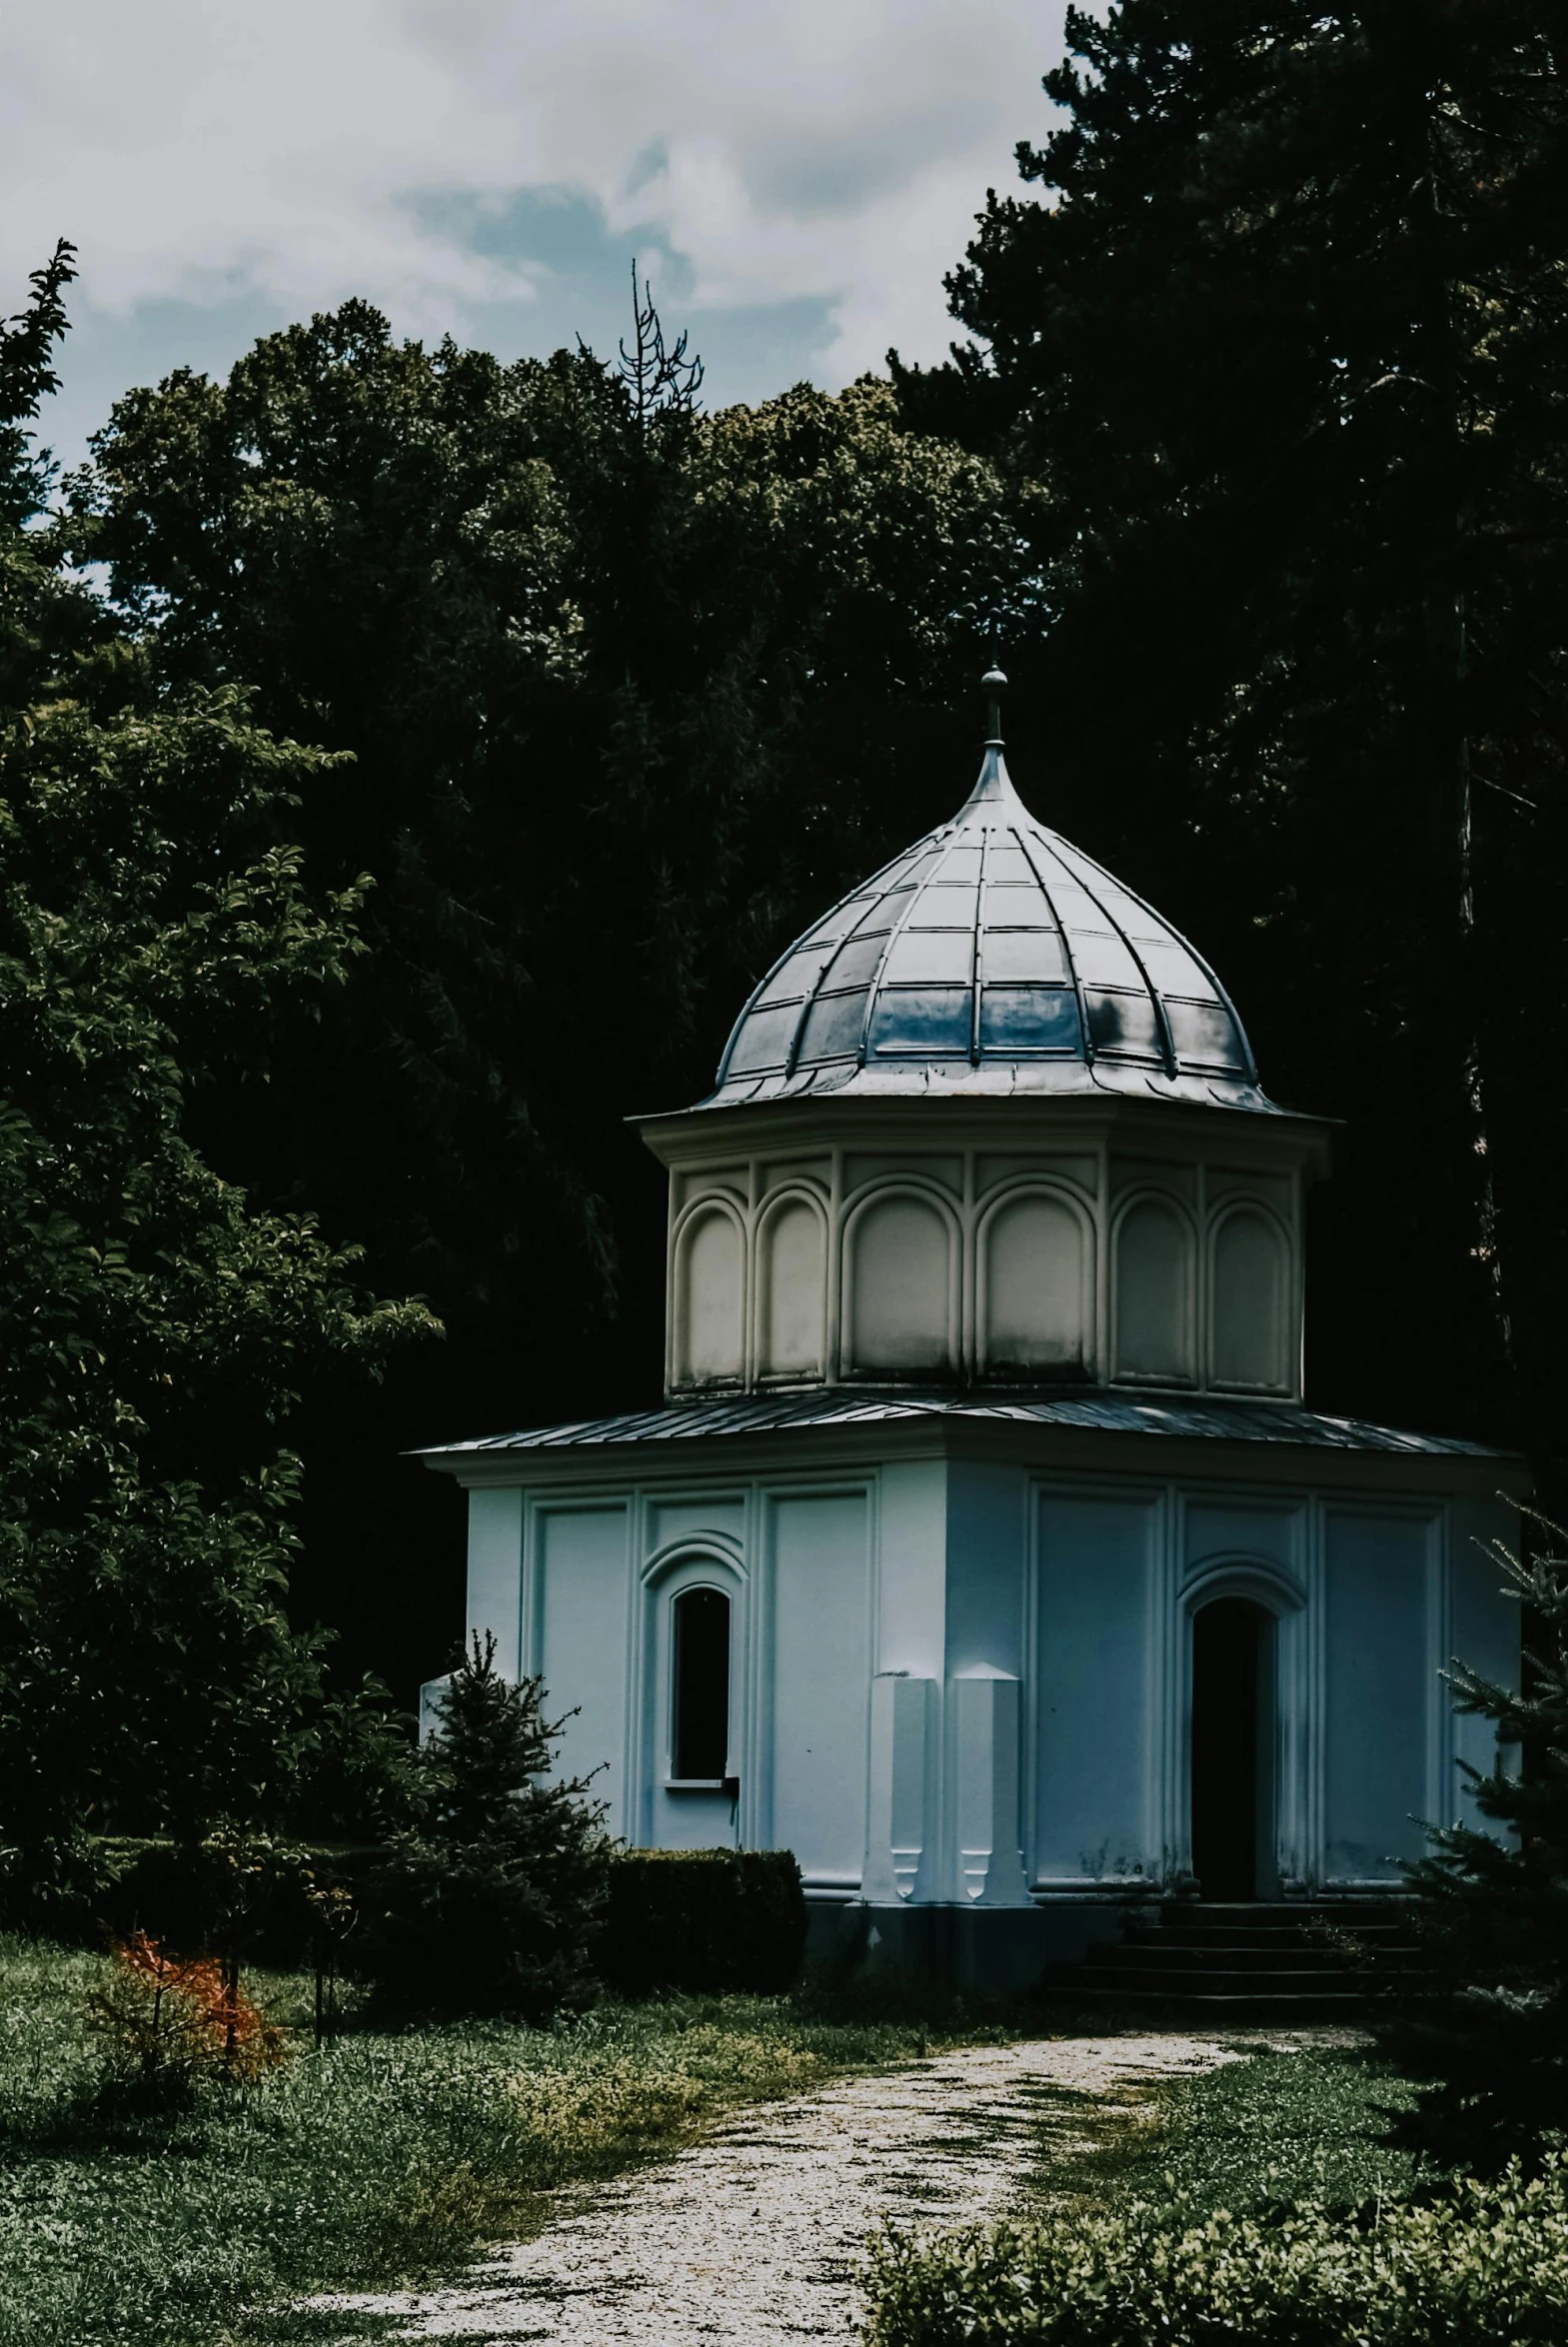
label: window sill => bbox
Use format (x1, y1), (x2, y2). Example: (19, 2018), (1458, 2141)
(666, 1778), (736, 1793)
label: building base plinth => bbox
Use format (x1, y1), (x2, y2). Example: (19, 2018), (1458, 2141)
(804, 1898), (1142, 1994)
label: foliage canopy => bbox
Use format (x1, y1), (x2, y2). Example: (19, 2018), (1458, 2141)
(0, 249), (431, 1903)
(74, 307), (1034, 1681)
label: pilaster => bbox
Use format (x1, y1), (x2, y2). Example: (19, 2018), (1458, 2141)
(950, 1672), (1030, 1905)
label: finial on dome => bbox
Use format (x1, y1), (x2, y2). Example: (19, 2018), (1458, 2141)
(981, 657), (1007, 746)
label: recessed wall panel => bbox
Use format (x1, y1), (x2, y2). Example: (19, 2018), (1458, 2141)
(1211, 1208), (1289, 1390)
(982, 1193), (1087, 1371)
(536, 1503), (631, 1831)
(1114, 1199), (1195, 1381)
(768, 1490), (870, 1884)
(1323, 1510), (1433, 1881)
(1033, 1491), (1157, 1883)
(760, 1198), (826, 1376)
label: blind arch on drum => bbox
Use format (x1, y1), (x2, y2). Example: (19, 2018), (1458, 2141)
(979, 1188), (1090, 1373)
(675, 1202), (745, 1385)
(1113, 1195), (1195, 1383)
(843, 1188), (955, 1374)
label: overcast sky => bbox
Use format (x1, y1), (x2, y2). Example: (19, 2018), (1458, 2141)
(3, 1), (1070, 468)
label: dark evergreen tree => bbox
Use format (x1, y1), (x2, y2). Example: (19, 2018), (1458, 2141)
(1375, 1519), (1568, 2167)
(363, 1633), (610, 2018)
(895, 2), (1568, 1467)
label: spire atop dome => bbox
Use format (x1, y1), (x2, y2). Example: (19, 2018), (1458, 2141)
(965, 655), (1024, 818)
(981, 658), (1007, 746)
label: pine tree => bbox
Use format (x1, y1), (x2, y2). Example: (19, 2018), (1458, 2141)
(365, 1633), (611, 2018)
(1376, 1519), (1568, 2167)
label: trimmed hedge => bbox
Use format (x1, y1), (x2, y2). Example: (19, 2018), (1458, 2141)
(600, 1848), (806, 1995)
(63, 1839), (806, 2001)
(70, 1839), (381, 1965)
(862, 2155), (1568, 2346)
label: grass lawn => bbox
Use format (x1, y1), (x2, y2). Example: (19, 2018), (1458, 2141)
(0, 1933), (1016, 2347)
(1027, 2036), (1426, 2218)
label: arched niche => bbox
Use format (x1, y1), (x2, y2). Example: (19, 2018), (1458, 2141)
(843, 1187), (955, 1375)
(1113, 1194), (1195, 1383)
(979, 1188), (1090, 1374)
(675, 1202), (745, 1385)
(757, 1192), (826, 1379)
(639, 1543), (746, 1847)
(1210, 1205), (1290, 1390)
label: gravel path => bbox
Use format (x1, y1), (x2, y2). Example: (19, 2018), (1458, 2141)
(316, 2031), (1256, 2344)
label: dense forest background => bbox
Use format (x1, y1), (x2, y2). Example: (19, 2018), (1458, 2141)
(4, 1), (1567, 1864)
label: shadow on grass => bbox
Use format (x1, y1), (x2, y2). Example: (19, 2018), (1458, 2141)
(1018, 2041), (1423, 2221)
(1, 2065), (223, 2159)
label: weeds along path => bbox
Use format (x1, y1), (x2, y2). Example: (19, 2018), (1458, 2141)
(314, 2031), (1249, 2344)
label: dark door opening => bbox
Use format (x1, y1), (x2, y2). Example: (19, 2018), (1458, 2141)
(1190, 1597), (1273, 1901)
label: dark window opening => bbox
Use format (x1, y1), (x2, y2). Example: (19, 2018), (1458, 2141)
(673, 1586), (731, 1780)
(1190, 1597), (1273, 1901)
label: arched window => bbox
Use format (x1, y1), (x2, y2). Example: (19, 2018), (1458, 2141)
(673, 1586), (731, 1780)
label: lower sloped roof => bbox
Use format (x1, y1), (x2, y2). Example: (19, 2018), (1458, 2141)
(417, 1388), (1504, 1461)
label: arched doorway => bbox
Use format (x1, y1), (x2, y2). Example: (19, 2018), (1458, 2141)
(1190, 1597), (1276, 1900)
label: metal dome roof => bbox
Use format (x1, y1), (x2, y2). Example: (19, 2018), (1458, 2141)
(706, 694), (1274, 1115)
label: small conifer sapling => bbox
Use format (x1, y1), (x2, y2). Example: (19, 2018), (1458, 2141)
(365, 1632), (610, 2018)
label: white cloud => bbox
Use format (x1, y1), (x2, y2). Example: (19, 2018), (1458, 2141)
(3, 0), (1067, 429)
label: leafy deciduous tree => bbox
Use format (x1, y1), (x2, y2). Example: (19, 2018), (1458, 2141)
(0, 249), (433, 1908)
(75, 309), (1036, 1689)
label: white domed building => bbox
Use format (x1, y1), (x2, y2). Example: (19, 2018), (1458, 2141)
(421, 675), (1522, 1982)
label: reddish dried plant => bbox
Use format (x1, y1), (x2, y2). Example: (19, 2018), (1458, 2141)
(88, 1931), (290, 2087)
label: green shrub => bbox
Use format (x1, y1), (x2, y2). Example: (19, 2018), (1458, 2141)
(91, 1835), (381, 1967)
(862, 2154), (1568, 2346)
(601, 1848), (805, 1995)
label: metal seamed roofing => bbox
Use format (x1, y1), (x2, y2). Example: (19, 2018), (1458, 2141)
(419, 1388), (1502, 1462)
(704, 699), (1275, 1116)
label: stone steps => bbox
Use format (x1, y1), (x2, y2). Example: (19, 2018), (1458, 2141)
(1109, 1943), (1351, 1971)
(1061, 1987), (1368, 2024)
(1043, 1900), (1410, 2023)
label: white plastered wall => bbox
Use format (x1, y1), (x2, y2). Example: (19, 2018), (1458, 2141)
(448, 1448), (1519, 1910)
